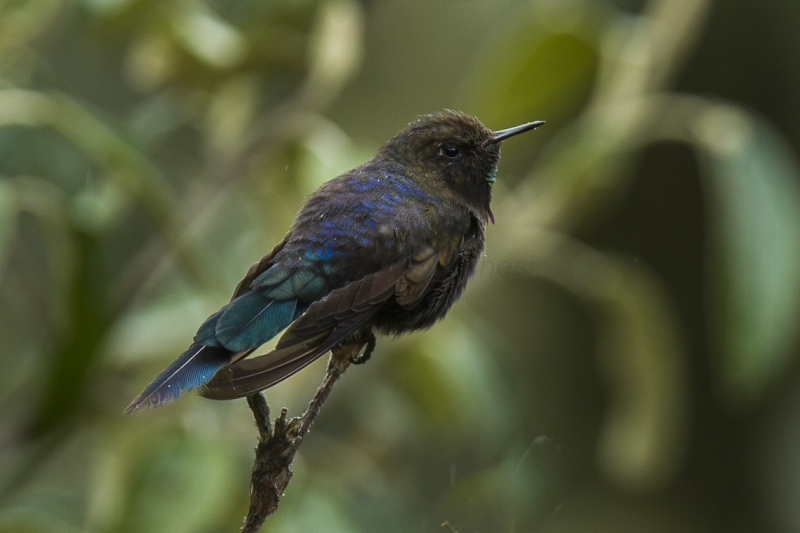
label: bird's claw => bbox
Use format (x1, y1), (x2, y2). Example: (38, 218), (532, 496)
(351, 334), (376, 365)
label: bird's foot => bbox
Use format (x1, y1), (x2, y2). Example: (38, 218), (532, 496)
(351, 333), (376, 365)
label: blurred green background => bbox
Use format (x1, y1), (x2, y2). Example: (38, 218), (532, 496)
(1, 0), (800, 531)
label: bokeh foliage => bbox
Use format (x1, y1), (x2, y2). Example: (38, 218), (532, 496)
(1, 0), (800, 531)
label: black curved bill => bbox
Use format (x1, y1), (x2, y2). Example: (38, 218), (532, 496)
(489, 120), (546, 144)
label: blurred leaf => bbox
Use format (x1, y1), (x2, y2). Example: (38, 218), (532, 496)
(298, 116), (366, 191)
(0, 88), (213, 286)
(461, 2), (601, 132)
(389, 318), (515, 443)
(695, 107), (800, 410)
(0, 514), (83, 533)
(126, 92), (188, 143)
(71, 177), (129, 233)
(589, 257), (688, 491)
(10, 175), (76, 335)
(472, 33), (597, 126)
(105, 292), (217, 366)
(0, 89), (175, 225)
(117, 438), (241, 533)
(446, 441), (546, 526)
(0, 0), (65, 61)
(82, 0), (135, 16)
(270, 482), (363, 533)
(124, 31), (179, 94)
(303, 0), (365, 108)
(485, 231), (689, 491)
(0, 179), (16, 272)
(205, 75), (258, 155)
(172, 1), (249, 70)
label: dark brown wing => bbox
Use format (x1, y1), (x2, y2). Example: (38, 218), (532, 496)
(395, 240), (460, 308)
(199, 260), (405, 399)
(199, 242), (452, 400)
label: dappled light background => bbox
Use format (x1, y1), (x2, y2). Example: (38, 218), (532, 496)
(1, 0), (800, 531)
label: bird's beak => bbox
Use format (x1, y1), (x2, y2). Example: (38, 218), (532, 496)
(488, 120), (546, 144)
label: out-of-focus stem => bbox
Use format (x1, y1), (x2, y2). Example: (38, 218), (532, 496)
(505, 0), (714, 234)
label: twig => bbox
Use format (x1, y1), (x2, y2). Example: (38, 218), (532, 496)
(441, 520), (459, 533)
(240, 343), (359, 532)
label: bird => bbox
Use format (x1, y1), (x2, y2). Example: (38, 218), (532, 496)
(125, 110), (544, 413)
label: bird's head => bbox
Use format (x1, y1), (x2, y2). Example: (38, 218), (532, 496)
(378, 110), (544, 221)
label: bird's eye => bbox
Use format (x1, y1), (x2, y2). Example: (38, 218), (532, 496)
(442, 145), (461, 159)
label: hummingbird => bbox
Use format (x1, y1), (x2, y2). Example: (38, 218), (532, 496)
(125, 111), (544, 413)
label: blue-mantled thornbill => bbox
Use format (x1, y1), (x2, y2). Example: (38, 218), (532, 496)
(125, 111), (544, 413)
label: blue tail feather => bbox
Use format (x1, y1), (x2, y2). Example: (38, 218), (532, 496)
(215, 292), (297, 352)
(193, 310), (223, 346)
(124, 343), (231, 413)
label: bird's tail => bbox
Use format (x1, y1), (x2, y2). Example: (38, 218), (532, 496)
(124, 343), (233, 413)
